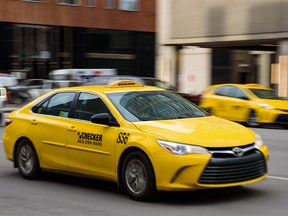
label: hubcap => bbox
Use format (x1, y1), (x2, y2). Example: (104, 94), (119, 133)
(248, 113), (259, 126)
(125, 159), (147, 195)
(18, 144), (34, 174)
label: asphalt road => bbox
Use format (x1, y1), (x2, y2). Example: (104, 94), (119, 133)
(0, 126), (287, 216)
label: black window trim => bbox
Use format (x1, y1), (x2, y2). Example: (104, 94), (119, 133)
(31, 90), (120, 126)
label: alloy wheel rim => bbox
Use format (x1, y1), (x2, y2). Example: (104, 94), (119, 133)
(18, 144), (34, 174)
(125, 159), (147, 195)
(248, 113), (258, 126)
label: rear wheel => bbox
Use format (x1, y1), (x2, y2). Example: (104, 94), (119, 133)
(246, 111), (260, 127)
(121, 151), (155, 201)
(16, 139), (41, 179)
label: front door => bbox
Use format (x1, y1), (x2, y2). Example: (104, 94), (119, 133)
(66, 92), (119, 180)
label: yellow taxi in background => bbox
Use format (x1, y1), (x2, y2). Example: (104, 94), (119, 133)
(2, 80), (269, 201)
(199, 83), (288, 128)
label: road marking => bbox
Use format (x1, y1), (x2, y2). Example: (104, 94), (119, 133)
(268, 175), (288, 181)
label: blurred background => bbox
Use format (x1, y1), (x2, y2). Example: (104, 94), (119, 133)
(0, 0), (288, 105)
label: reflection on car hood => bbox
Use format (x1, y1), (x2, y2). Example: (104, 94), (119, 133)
(132, 116), (255, 147)
(257, 99), (288, 110)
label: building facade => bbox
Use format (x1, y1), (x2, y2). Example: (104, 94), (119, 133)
(157, 0), (287, 97)
(0, 0), (156, 79)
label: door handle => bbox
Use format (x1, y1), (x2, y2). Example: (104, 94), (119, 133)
(232, 105), (241, 109)
(30, 119), (38, 125)
(68, 126), (77, 132)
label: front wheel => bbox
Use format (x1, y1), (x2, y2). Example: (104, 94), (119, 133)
(246, 111), (260, 127)
(16, 139), (41, 179)
(121, 151), (155, 201)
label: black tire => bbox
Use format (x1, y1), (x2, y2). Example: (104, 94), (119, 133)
(16, 139), (41, 179)
(246, 111), (260, 127)
(121, 151), (156, 201)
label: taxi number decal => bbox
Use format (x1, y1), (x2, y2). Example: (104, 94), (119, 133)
(117, 132), (130, 144)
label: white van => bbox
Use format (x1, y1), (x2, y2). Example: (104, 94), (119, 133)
(49, 68), (117, 83)
(0, 74), (18, 87)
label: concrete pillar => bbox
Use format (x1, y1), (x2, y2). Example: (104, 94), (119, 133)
(258, 53), (271, 87)
(277, 40), (288, 97)
(178, 47), (211, 94)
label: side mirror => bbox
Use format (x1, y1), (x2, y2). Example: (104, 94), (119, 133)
(90, 113), (119, 127)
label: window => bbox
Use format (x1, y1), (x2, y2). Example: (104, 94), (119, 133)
(58, 0), (80, 5)
(21, 0), (42, 2)
(33, 92), (76, 117)
(75, 93), (110, 121)
(104, 0), (115, 9)
(86, 0), (96, 7)
(215, 86), (248, 99)
(119, 0), (140, 11)
(214, 86), (231, 96)
(107, 91), (207, 122)
(249, 88), (280, 99)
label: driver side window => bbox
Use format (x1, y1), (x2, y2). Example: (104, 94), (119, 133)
(74, 93), (111, 121)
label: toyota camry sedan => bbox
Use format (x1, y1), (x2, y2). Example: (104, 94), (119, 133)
(2, 80), (269, 201)
(199, 83), (288, 128)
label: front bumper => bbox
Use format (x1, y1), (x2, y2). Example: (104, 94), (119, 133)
(258, 109), (288, 125)
(152, 144), (269, 191)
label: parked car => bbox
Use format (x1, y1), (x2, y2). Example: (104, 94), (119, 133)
(29, 80), (83, 100)
(0, 73), (18, 104)
(87, 75), (200, 104)
(8, 79), (46, 104)
(199, 83), (288, 128)
(0, 85), (7, 109)
(3, 80), (269, 201)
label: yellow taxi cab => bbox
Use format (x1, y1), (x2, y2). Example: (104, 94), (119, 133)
(199, 83), (288, 128)
(2, 80), (269, 201)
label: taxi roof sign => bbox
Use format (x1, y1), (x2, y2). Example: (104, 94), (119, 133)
(106, 80), (144, 88)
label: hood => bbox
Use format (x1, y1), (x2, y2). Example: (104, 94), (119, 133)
(132, 116), (255, 147)
(257, 99), (288, 110)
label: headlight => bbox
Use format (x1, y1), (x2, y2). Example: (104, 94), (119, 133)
(258, 103), (275, 109)
(157, 140), (209, 155)
(255, 134), (264, 148)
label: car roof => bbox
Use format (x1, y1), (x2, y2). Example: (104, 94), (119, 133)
(51, 80), (164, 94)
(210, 83), (271, 90)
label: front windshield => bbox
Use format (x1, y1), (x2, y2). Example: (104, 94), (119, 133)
(249, 88), (280, 99)
(106, 91), (208, 122)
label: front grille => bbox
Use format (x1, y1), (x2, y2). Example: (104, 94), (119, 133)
(275, 114), (288, 124)
(199, 147), (266, 184)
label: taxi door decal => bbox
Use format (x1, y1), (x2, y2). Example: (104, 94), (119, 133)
(117, 132), (130, 144)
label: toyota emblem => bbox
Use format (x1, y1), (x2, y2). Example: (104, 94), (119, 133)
(232, 147), (244, 157)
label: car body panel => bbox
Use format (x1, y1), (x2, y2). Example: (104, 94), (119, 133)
(133, 116), (255, 147)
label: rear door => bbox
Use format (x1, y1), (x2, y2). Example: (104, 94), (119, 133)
(30, 92), (76, 171)
(225, 86), (250, 121)
(210, 86), (231, 118)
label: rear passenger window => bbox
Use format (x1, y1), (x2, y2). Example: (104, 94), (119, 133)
(33, 92), (76, 117)
(214, 86), (231, 96)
